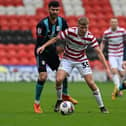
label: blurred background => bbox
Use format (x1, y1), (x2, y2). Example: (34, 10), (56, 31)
(0, 0), (126, 82)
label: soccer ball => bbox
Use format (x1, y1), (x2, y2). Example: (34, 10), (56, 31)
(59, 101), (75, 115)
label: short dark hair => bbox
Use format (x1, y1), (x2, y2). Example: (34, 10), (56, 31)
(48, 1), (60, 8)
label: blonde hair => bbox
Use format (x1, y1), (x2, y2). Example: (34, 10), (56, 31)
(111, 17), (118, 20)
(78, 17), (89, 25)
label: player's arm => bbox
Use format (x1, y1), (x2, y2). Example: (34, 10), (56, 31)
(37, 29), (68, 54)
(100, 41), (105, 51)
(37, 36), (59, 54)
(100, 33), (107, 51)
(94, 46), (112, 80)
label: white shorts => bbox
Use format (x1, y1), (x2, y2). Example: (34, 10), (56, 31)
(58, 58), (92, 77)
(109, 56), (124, 71)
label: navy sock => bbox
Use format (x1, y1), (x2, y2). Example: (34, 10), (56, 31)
(62, 77), (68, 95)
(35, 80), (45, 101)
(119, 83), (126, 90)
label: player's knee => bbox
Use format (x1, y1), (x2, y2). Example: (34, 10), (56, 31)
(56, 77), (64, 85)
(39, 73), (47, 81)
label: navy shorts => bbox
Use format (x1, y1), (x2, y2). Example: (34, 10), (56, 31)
(35, 48), (60, 73)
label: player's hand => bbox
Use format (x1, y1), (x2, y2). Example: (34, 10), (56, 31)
(37, 46), (45, 54)
(122, 61), (126, 69)
(106, 68), (112, 80)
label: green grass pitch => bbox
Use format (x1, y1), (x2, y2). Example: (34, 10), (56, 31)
(0, 81), (126, 126)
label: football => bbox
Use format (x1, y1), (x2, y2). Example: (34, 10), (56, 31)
(59, 101), (75, 115)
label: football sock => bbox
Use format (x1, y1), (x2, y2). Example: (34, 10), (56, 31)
(119, 83), (126, 90)
(56, 85), (62, 100)
(93, 89), (104, 108)
(62, 77), (68, 95)
(112, 74), (120, 89)
(35, 80), (45, 103)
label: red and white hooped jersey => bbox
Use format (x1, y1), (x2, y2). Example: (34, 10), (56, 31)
(102, 27), (126, 57)
(57, 27), (99, 62)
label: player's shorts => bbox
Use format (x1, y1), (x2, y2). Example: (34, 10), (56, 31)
(58, 58), (92, 77)
(35, 49), (60, 73)
(108, 55), (124, 71)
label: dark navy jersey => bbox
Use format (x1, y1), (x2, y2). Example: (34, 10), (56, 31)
(35, 16), (68, 50)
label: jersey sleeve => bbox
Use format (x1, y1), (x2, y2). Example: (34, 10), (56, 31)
(57, 28), (69, 40)
(89, 34), (99, 48)
(62, 18), (68, 31)
(36, 21), (47, 45)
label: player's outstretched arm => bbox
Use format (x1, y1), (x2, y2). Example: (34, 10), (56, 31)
(100, 41), (105, 51)
(94, 46), (112, 80)
(37, 37), (59, 54)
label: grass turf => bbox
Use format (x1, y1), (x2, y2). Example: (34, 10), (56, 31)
(0, 81), (126, 126)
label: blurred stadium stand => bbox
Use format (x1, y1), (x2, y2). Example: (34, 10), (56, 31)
(0, 0), (126, 67)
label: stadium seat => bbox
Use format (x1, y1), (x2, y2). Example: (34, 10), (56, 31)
(16, 6), (26, 15)
(17, 50), (28, 58)
(0, 6), (6, 14)
(19, 57), (30, 65)
(6, 6), (16, 15)
(9, 58), (20, 65)
(25, 5), (36, 15)
(0, 44), (6, 50)
(0, 20), (10, 30)
(0, 50), (7, 58)
(8, 50), (17, 58)
(32, 0), (44, 8)
(7, 44), (16, 51)
(9, 19), (19, 30)
(13, 0), (23, 6)
(0, 58), (10, 65)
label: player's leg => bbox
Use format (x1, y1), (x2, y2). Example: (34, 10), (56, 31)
(84, 74), (109, 113)
(77, 61), (109, 113)
(118, 70), (125, 95)
(33, 54), (47, 114)
(54, 69), (68, 112)
(54, 59), (73, 112)
(49, 52), (78, 104)
(109, 56), (122, 99)
(118, 58), (125, 93)
(119, 80), (126, 90)
(46, 52), (64, 112)
(34, 72), (47, 113)
(112, 70), (126, 99)
(111, 68), (122, 99)
(62, 77), (68, 95)
(111, 56), (125, 99)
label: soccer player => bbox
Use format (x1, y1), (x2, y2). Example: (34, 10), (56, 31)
(33, 1), (78, 114)
(100, 17), (126, 100)
(37, 17), (112, 113)
(112, 39), (126, 98)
